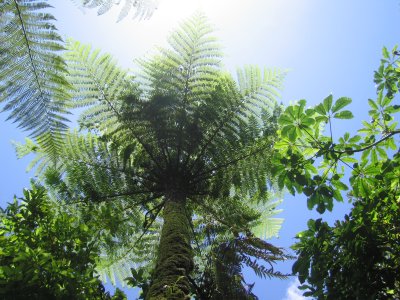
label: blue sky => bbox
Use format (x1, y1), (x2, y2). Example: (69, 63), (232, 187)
(1, 1), (399, 299)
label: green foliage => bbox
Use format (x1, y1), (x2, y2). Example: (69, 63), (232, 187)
(0, 0), (71, 161)
(292, 192), (400, 299)
(0, 185), (116, 299)
(273, 46), (400, 298)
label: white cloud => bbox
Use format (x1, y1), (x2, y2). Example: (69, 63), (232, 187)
(283, 279), (306, 300)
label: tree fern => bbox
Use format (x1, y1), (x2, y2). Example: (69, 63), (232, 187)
(0, 1), (70, 160)
(17, 13), (288, 298)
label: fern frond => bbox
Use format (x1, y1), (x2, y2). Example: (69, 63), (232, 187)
(138, 12), (222, 103)
(188, 68), (284, 195)
(0, 1), (71, 160)
(237, 66), (285, 119)
(63, 40), (163, 170)
(64, 39), (132, 135)
(96, 219), (160, 286)
(71, 0), (159, 21)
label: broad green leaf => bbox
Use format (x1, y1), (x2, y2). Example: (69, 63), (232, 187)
(314, 103), (327, 115)
(382, 96), (393, 107)
(333, 110), (354, 119)
(323, 95), (333, 112)
(332, 97), (352, 113)
(368, 99), (378, 110)
(363, 165), (380, 176)
(386, 137), (397, 150)
(370, 149), (378, 164)
(387, 104), (400, 113)
(377, 90), (384, 106)
(357, 178), (369, 198)
(287, 127), (297, 142)
(348, 135), (361, 144)
(281, 125), (294, 137)
(298, 99), (307, 114)
(332, 180), (348, 191)
(343, 132), (350, 141)
(376, 146), (388, 160)
(340, 156), (358, 164)
(361, 148), (371, 161)
(382, 47), (390, 59)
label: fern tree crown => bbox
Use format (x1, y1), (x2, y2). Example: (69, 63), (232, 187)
(16, 13), (288, 299)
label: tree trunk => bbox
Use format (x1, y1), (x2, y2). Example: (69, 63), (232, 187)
(146, 195), (193, 299)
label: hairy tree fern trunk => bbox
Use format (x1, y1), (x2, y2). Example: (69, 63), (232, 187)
(147, 195), (193, 299)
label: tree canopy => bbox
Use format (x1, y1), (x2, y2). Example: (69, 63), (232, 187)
(0, 185), (127, 299)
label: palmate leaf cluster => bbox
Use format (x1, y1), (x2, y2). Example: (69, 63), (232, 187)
(9, 9), (288, 296)
(273, 46), (400, 298)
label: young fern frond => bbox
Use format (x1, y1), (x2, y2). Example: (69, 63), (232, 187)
(0, 1), (71, 160)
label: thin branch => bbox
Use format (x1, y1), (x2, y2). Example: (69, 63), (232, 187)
(338, 157), (355, 171)
(328, 116), (333, 143)
(334, 129), (400, 155)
